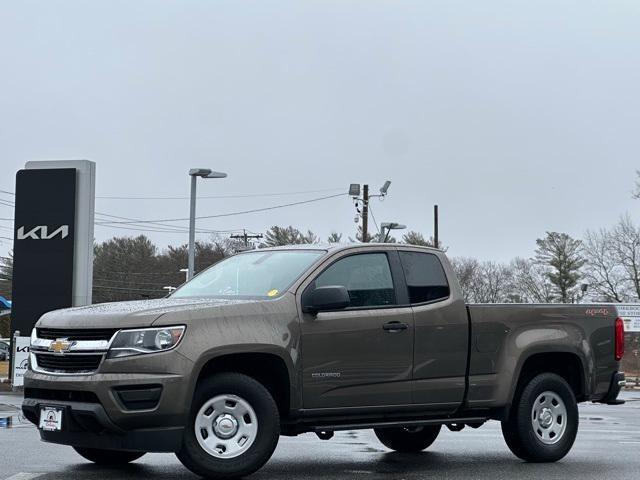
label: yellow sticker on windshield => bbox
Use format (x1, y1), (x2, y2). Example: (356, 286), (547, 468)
(267, 289), (279, 297)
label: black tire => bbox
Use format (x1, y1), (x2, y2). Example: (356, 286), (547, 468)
(501, 373), (578, 463)
(176, 372), (280, 479)
(73, 447), (145, 464)
(374, 425), (442, 452)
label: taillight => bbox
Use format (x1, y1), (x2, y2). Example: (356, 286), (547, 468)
(615, 317), (625, 361)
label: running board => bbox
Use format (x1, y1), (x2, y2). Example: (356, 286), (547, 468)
(311, 416), (488, 433)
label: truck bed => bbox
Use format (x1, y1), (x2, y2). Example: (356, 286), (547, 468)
(465, 303), (619, 409)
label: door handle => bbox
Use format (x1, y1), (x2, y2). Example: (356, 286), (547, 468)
(382, 321), (408, 332)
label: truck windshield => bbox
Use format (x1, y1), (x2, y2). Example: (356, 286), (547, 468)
(171, 250), (324, 299)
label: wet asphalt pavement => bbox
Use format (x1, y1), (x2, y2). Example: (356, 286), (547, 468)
(1, 391), (639, 480)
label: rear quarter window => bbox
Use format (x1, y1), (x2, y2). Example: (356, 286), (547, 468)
(399, 251), (450, 304)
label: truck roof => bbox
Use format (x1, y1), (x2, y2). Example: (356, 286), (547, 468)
(246, 243), (442, 254)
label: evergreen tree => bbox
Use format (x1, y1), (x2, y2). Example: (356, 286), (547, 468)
(535, 232), (585, 303)
(262, 226), (318, 247)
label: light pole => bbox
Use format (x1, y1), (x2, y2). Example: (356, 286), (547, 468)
(380, 222), (406, 242)
(188, 168), (227, 280)
(179, 268), (189, 283)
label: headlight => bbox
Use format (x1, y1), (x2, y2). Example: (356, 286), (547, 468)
(107, 326), (185, 359)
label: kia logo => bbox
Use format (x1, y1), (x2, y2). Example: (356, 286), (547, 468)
(16, 225), (69, 240)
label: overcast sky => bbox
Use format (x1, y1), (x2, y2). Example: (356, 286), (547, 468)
(1, 0), (639, 262)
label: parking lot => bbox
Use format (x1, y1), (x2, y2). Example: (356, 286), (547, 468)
(1, 391), (639, 480)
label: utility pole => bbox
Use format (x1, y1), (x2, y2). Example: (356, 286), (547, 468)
(350, 181), (390, 244)
(362, 184), (369, 243)
(434, 204), (439, 249)
(230, 229), (263, 248)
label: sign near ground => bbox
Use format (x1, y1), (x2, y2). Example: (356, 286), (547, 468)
(10, 160), (95, 343)
(12, 336), (30, 387)
(616, 304), (640, 333)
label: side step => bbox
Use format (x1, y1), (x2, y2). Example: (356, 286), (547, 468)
(311, 416), (488, 433)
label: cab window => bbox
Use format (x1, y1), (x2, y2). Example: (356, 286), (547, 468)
(399, 251), (450, 303)
(314, 253), (395, 307)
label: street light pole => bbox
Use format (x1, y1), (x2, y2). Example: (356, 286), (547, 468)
(179, 268), (189, 283)
(380, 222), (406, 242)
(188, 175), (198, 280)
(187, 168), (227, 280)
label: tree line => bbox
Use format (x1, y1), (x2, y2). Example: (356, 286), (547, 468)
(1, 216), (640, 305)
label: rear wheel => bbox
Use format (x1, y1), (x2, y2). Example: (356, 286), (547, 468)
(501, 373), (578, 462)
(374, 425), (441, 452)
(177, 372), (280, 479)
(73, 447), (145, 464)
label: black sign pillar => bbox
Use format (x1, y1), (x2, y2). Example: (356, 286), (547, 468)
(10, 168), (77, 337)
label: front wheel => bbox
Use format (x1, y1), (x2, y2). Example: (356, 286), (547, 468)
(177, 372), (280, 479)
(73, 447), (145, 464)
(374, 425), (441, 452)
(501, 373), (578, 462)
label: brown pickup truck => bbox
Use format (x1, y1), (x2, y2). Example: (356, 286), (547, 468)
(22, 244), (626, 479)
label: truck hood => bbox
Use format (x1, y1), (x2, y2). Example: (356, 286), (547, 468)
(36, 297), (260, 330)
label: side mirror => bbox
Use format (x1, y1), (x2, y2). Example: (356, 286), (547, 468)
(303, 285), (350, 313)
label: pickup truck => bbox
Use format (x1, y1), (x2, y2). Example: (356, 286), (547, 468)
(22, 244), (626, 479)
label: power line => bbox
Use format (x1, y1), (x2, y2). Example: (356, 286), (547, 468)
(368, 203), (380, 234)
(96, 193), (347, 225)
(98, 270), (180, 275)
(95, 188), (344, 200)
(93, 285), (165, 293)
(0, 189), (346, 235)
(95, 212), (245, 234)
(95, 212), (198, 232)
(94, 277), (175, 287)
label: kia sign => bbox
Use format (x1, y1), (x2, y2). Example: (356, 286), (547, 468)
(10, 168), (77, 338)
(11, 336), (30, 388)
(16, 225), (69, 240)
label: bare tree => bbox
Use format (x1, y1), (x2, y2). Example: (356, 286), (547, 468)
(583, 228), (628, 302)
(632, 170), (640, 199)
(450, 257), (512, 303)
(510, 257), (555, 303)
(611, 215), (640, 299)
(450, 257), (479, 302)
(0, 251), (12, 299)
(474, 261), (513, 303)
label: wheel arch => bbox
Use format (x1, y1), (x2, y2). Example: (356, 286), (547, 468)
(503, 349), (587, 419)
(189, 346), (297, 418)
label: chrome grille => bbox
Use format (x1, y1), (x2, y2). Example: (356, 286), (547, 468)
(34, 353), (104, 373)
(36, 328), (118, 341)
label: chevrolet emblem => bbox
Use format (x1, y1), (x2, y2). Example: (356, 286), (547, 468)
(49, 338), (73, 354)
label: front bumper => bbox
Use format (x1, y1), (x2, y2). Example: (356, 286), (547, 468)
(22, 362), (193, 452)
(22, 398), (183, 452)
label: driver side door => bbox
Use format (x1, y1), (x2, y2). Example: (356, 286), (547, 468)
(299, 250), (414, 410)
